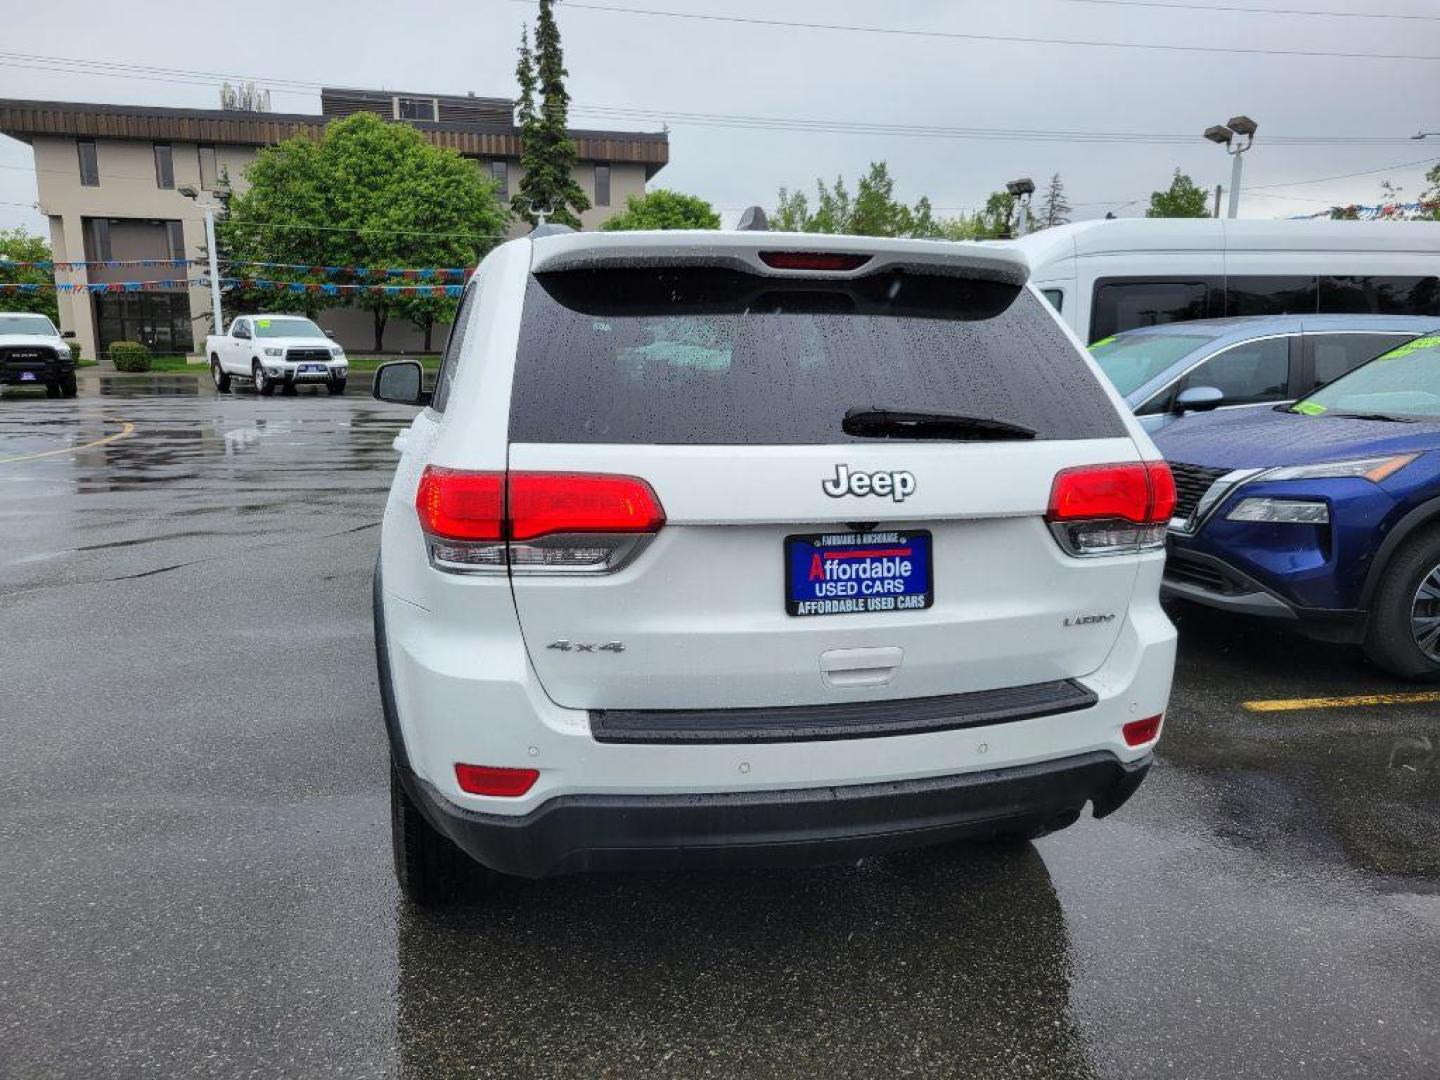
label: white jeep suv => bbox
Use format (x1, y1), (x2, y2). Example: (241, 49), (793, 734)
(373, 227), (1177, 904)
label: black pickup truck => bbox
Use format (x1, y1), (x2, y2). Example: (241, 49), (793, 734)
(0, 313), (78, 398)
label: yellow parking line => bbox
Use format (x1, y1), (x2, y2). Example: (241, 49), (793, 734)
(0, 419), (136, 464)
(1243, 691), (1440, 713)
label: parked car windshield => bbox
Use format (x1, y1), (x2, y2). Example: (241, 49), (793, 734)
(0, 314), (57, 336)
(1089, 331), (1221, 397)
(252, 317), (327, 339)
(510, 266), (1127, 445)
(1292, 333), (1440, 418)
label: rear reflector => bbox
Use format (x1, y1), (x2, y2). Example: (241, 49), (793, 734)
(1046, 462), (1175, 557)
(1122, 714), (1163, 747)
(416, 467), (665, 574)
(455, 763), (540, 797)
(759, 251), (872, 272)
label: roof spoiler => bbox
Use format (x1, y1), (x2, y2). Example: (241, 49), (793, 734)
(530, 232), (1030, 286)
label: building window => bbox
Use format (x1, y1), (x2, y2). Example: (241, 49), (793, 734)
(77, 139), (99, 187)
(396, 97), (438, 121)
(153, 143), (174, 189)
(198, 145), (218, 190)
(166, 221), (186, 262)
(84, 217), (112, 262)
(594, 164), (611, 207)
(490, 160), (509, 199)
(94, 293), (194, 355)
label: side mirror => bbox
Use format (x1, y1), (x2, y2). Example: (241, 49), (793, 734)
(1175, 385), (1224, 413)
(324, 330), (336, 339)
(61, 330), (75, 339)
(234, 328), (250, 340)
(373, 360), (431, 407)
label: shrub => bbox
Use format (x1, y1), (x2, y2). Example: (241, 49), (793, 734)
(109, 341), (152, 372)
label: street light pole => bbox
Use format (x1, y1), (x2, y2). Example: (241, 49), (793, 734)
(1204, 116), (1257, 220)
(1227, 149), (1246, 220)
(202, 203), (222, 336)
(178, 185), (224, 337)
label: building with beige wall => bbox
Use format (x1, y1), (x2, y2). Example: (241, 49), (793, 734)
(0, 90), (667, 362)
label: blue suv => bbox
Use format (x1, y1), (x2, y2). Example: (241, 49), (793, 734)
(1154, 331), (1440, 678)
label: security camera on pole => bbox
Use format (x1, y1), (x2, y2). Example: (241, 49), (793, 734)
(1203, 116), (1257, 219)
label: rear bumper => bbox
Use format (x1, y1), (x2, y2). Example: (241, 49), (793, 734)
(398, 751), (1151, 878)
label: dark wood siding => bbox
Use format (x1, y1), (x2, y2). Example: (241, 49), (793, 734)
(0, 98), (669, 169)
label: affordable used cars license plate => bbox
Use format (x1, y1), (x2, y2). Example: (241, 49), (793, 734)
(784, 530), (933, 616)
(299, 364), (328, 374)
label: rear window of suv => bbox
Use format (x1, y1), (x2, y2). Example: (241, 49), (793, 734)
(509, 266), (1126, 445)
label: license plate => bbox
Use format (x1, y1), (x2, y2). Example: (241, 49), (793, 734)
(299, 364), (327, 374)
(785, 530), (933, 617)
(19, 371), (36, 381)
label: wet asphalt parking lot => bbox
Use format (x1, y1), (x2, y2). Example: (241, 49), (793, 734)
(2, 375), (1439, 1079)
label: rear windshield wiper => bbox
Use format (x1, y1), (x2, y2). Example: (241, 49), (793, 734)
(842, 407), (1037, 441)
(1328, 412), (1418, 423)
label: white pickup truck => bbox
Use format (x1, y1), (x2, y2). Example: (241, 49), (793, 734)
(206, 314), (348, 396)
(0, 312), (78, 398)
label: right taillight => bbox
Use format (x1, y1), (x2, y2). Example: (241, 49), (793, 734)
(416, 467), (665, 575)
(1046, 461), (1174, 557)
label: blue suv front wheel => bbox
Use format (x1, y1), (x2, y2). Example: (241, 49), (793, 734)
(1365, 526), (1440, 680)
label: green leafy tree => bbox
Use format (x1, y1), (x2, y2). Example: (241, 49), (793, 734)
(1147, 169), (1210, 218)
(0, 228), (59, 322)
(513, 0), (590, 228)
(768, 163), (947, 238)
(219, 113), (507, 351)
(1420, 164), (1440, 220)
(600, 189), (720, 231)
(1039, 173), (1071, 229)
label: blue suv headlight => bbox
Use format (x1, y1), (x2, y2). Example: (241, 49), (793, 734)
(1226, 498), (1329, 524)
(1259, 454), (1417, 483)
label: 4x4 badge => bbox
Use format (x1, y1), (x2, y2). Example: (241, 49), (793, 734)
(821, 464), (916, 502)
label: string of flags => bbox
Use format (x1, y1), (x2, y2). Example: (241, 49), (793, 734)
(1291, 199), (1440, 221)
(0, 257), (472, 279)
(0, 278), (467, 297)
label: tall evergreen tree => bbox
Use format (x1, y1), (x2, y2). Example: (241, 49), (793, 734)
(1039, 173), (1071, 229)
(513, 0), (590, 228)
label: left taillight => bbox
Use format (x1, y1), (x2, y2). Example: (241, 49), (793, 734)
(1046, 461), (1174, 557)
(415, 467), (665, 575)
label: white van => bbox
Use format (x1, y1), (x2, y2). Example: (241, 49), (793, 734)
(1009, 219), (1440, 344)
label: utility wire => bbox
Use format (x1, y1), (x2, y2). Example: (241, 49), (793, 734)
(0, 50), (1422, 146)
(1047, 0), (1440, 21)
(519, 0), (1440, 61)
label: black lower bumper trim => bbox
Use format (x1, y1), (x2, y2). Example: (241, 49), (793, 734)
(591, 680), (1098, 745)
(1162, 549), (1365, 642)
(400, 751), (1151, 879)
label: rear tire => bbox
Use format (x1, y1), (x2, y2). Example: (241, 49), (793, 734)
(1363, 526), (1440, 680)
(252, 361), (274, 397)
(328, 379), (347, 396)
(59, 373), (77, 398)
(44, 382), (60, 399)
(391, 763), (477, 907)
(211, 356), (231, 393)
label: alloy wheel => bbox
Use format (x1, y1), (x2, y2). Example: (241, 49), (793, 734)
(1409, 565), (1440, 661)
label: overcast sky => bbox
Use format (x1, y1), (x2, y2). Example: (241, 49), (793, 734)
(1, 0), (1437, 234)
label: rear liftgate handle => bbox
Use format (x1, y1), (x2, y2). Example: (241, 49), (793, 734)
(820, 647), (904, 689)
